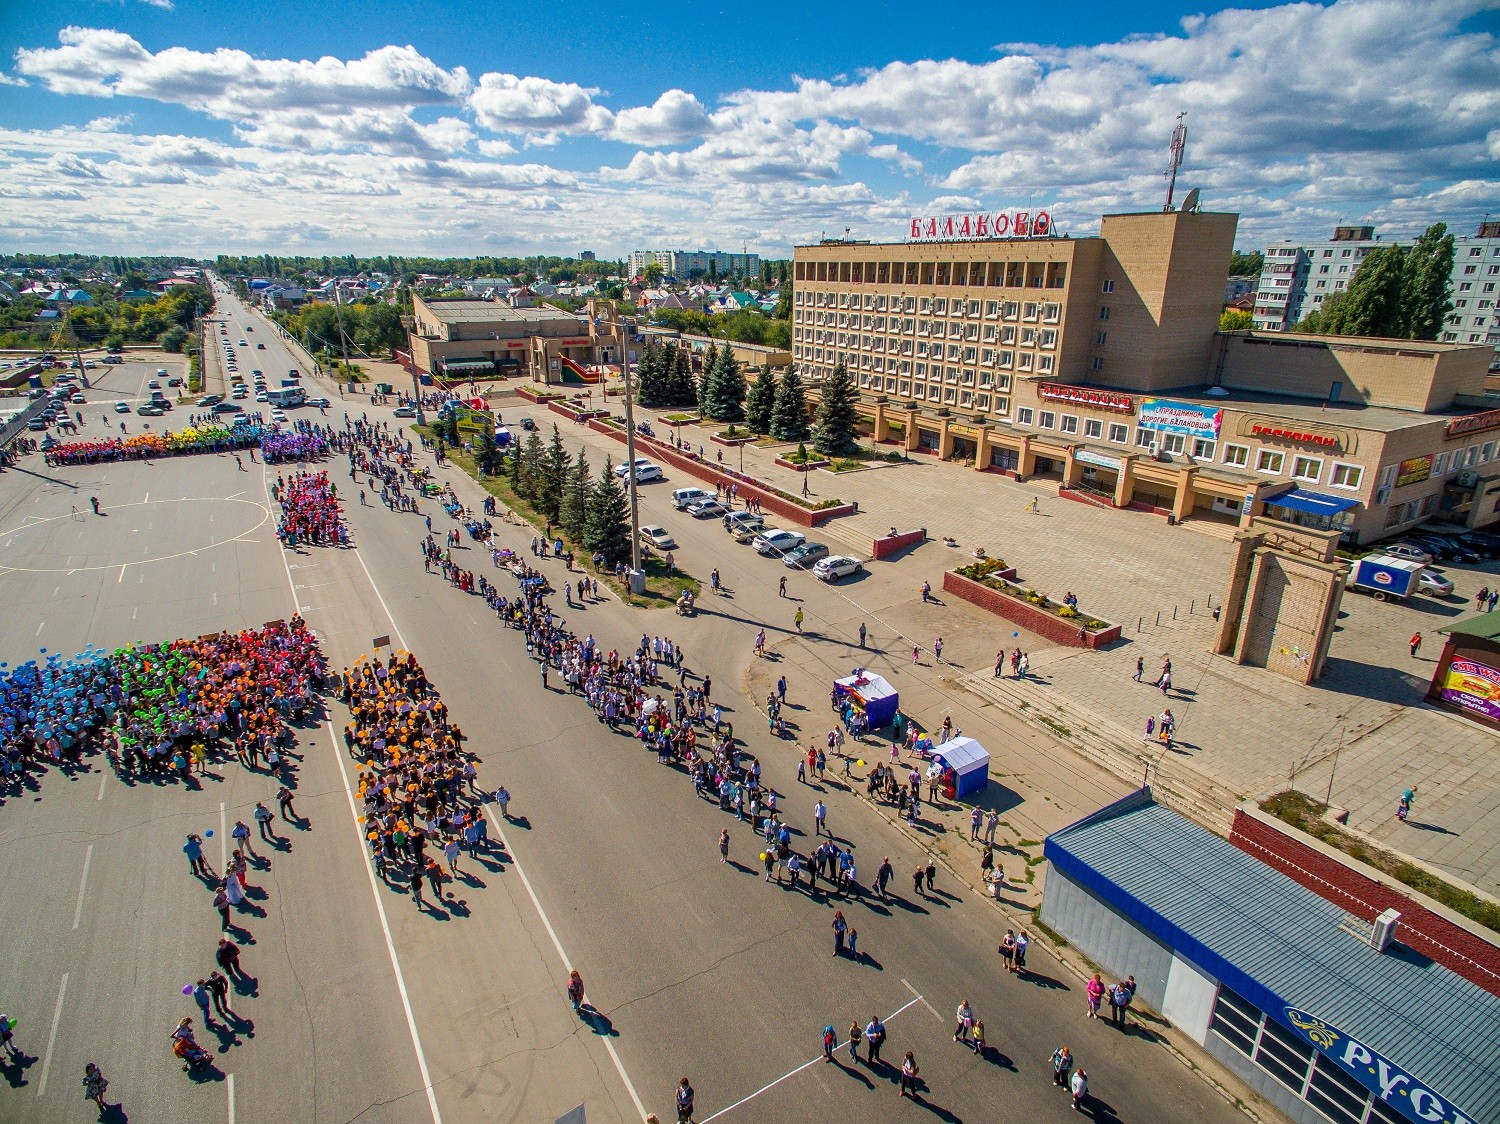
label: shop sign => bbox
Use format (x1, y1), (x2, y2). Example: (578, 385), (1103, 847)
(1445, 408), (1500, 438)
(1395, 455), (1433, 488)
(1282, 1008), (1480, 1124)
(1075, 449), (1121, 471)
(949, 424), (980, 439)
(1439, 657), (1500, 724)
(1138, 398), (1223, 440)
(1250, 423), (1339, 448)
(1039, 383), (1135, 413)
(1243, 492), (1256, 514)
(908, 210), (1053, 241)
(559, 338), (591, 346)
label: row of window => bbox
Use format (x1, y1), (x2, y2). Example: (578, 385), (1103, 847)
(794, 345), (1054, 376)
(1209, 986), (1405, 1124)
(845, 370), (1008, 414)
(794, 258), (1069, 289)
(795, 292), (1064, 321)
(795, 322), (1060, 348)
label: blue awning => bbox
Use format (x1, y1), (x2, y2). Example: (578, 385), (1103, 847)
(1264, 488), (1359, 517)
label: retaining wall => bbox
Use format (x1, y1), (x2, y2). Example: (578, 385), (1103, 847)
(943, 570), (1121, 649)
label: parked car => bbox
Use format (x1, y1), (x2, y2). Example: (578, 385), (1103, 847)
(307, 397), (331, 408)
(615, 462), (664, 483)
(814, 555), (865, 582)
(640, 525), (677, 549)
(137, 404), (164, 416)
(257, 342), (266, 349)
(147, 379), (161, 389)
(753, 529), (806, 556)
(1458, 531), (1500, 557)
(211, 401), (244, 414)
(114, 401), (132, 413)
(1382, 542), (1433, 565)
(27, 417), (49, 431)
(167, 377), (183, 386)
(672, 487), (712, 510)
(783, 541), (830, 568)
(393, 406), (416, 418)
(1417, 569), (1455, 597)
(1409, 534), (1481, 564)
(724, 510), (764, 535)
(198, 394), (223, 407)
(69, 392), (86, 404)
(687, 498), (727, 518)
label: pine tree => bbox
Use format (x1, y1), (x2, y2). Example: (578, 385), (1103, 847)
(746, 364), (776, 434)
(698, 342), (717, 414)
(537, 425), (572, 522)
(517, 430), (545, 504)
(702, 345), (745, 422)
(635, 340), (666, 407)
(813, 362), (860, 457)
(559, 449), (591, 542)
(1401, 222), (1455, 341)
(584, 458), (632, 565)
(473, 428), (504, 476)
(769, 365), (810, 441)
(668, 344), (698, 408)
(507, 433), (523, 490)
(1324, 246), (1406, 338)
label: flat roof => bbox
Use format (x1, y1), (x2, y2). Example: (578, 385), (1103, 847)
(1235, 330), (1474, 357)
(420, 300), (579, 326)
(1151, 385), (1459, 433)
(1046, 793), (1499, 1124)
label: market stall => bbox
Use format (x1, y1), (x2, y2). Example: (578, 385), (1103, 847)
(932, 736), (990, 799)
(833, 670), (899, 730)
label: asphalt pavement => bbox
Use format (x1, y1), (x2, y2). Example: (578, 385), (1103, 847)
(0, 284), (1255, 1123)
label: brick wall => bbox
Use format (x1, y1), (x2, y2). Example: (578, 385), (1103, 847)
(943, 570), (1122, 648)
(1230, 809), (1500, 998)
(872, 528), (927, 560)
(586, 420), (855, 528)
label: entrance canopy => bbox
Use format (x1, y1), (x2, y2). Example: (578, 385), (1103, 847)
(1264, 488), (1359, 518)
(834, 670), (898, 728)
(441, 357), (496, 372)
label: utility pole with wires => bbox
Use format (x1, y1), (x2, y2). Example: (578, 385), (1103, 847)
(1163, 112), (1187, 212)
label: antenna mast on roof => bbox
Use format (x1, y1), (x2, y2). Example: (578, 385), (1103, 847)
(1163, 112), (1187, 212)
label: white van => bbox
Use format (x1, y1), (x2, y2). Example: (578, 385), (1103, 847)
(672, 487), (711, 510)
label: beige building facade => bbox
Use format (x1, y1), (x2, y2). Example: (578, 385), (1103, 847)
(408, 295), (624, 384)
(792, 210), (1500, 544)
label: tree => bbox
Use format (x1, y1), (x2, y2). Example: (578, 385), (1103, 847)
(473, 429), (504, 477)
(584, 457), (632, 565)
(353, 302), (407, 355)
(1401, 222), (1455, 341)
(516, 430), (545, 504)
(537, 425), (572, 523)
(159, 324), (190, 352)
(1219, 309), (1253, 332)
(559, 450), (591, 542)
(1323, 246), (1406, 337)
(745, 365), (776, 434)
(813, 362), (860, 457)
(770, 365), (810, 442)
(642, 262), (665, 286)
(666, 344), (698, 408)
(698, 341), (717, 414)
(635, 340), (666, 406)
(1229, 250), (1264, 278)
(701, 343), (745, 422)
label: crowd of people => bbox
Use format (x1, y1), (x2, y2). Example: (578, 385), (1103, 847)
(1, 619), (325, 793)
(42, 423), (263, 466)
(272, 470), (348, 548)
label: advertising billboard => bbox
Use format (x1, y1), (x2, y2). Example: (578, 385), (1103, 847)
(1138, 399), (1223, 440)
(1395, 455), (1433, 488)
(1439, 657), (1500, 723)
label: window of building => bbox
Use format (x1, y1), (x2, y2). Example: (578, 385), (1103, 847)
(1099, 305), (1111, 320)
(1001, 326), (1017, 344)
(1090, 357), (1103, 371)
(899, 381), (911, 396)
(1042, 303), (1060, 323)
(999, 350), (1014, 368)
(984, 300), (998, 317)
(1095, 330), (1107, 346)
(1083, 418), (1103, 439)
(1161, 433), (1186, 455)
(1464, 264), (1478, 275)
(1108, 423), (1128, 444)
(1135, 428), (1156, 448)
(1101, 279), (1114, 293)
(1292, 456), (1322, 482)
(933, 298), (947, 314)
(1039, 355), (1055, 373)
(1192, 438), (1216, 459)
(1003, 301), (1018, 319)
(1023, 301), (1038, 321)
(1039, 329), (1057, 348)
(1037, 410), (1055, 429)
(1018, 352), (1034, 372)
(1258, 450), (1285, 474)
(1060, 415), (1078, 434)
(1016, 407), (1034, 426)
(1223, 444), (1249, 467)
(1330, 463), (1362, 489)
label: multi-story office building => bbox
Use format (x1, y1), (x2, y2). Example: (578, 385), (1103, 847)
(628, 250), (760, 279)
(407, 295), (624, 382)
(792, 209), (1499, 543)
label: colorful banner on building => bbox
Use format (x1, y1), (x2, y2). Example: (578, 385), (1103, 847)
(1395, 455), (1433, 488)
(1439, 657), (1500, 723)
(1138, 399), (1223, 440)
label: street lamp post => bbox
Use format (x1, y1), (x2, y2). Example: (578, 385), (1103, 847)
(615, 302), (643, 590)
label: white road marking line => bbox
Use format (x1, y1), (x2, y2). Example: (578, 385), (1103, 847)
(213, 591), (218, 606)
(52, 585), (58, 597)
(901, 978), (943, 1022)
(220, 802), (228, 872)
(699, 993), (923, 1122)
(143, 493), (149, 503)
(228, 1072), (235, 1124)
(118, 565), (126, 583)
(132, 606), (138, 620)
(34, 621), (43, 636)
(261, 473), (441, 1122)
(96, 771), (107, 801)
(35, 973), (67, 1097)
(484, 804), (649, 1120)
(71, 845), (93, 929)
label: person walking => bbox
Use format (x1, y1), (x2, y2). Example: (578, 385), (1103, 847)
(984, 809), (1000, 846)
(899, 1051), (920, 1098)
(675, 1077), (695, 1124)
(1109, 977), (1135, 1029)
(858, 622), (866, 648)
(410, 864), (425, 909)
(184, 833), (211, 879)
(206, 971), (234, 1020)
(1086, 973), (1105, 1019)
(832, 910), (848, 956)
(969, 807), (982, 840)
(994, 650), (1004, 677)
(253, 800), (274, 841)
(814, 800), (828, 837)
(1052, 1044), (1074, 1087)
(718, 828), (730, 864)
(953, 999), (975, 1046)
(1071, 1067), (1089, 1111)
(920, 580), (931, 603)
(1133, 656), (1144, 682)
(779, 575), (787, 597)
(231, 818), (252, 858)
(212, 885), (232, 931)
(276, 785), (298, 822)
(847, 1020), (862, 1063)
(82, 1062), (110, 1111)
(912, 865), (925, 897)
(567, 970), (585, 1013)
(1410, 631), (1423, 657)
(495, 785), (511, 820)
(925, 860), (936, 893)
(876, 857), (892, 902)
(934, 636), (943, 661)
(794, 607), (804, 633)
(215, 937), (247, 982)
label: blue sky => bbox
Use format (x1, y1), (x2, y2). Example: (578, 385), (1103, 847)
(0, 0), (1496, 257)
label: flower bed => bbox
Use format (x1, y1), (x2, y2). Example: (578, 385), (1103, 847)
(516, 385), (566, 403)
(944, 569), (1120, 649)
(774, 454), (829, 472)
(710, 429), (755, 446)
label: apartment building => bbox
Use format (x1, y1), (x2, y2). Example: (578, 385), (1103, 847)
(791, 210), (1500, 543)
(1444, 221), (1500, 368)
(627, 250), (760, 279)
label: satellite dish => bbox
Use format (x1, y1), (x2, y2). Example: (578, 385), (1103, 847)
(1180, 188), (1201, 213)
